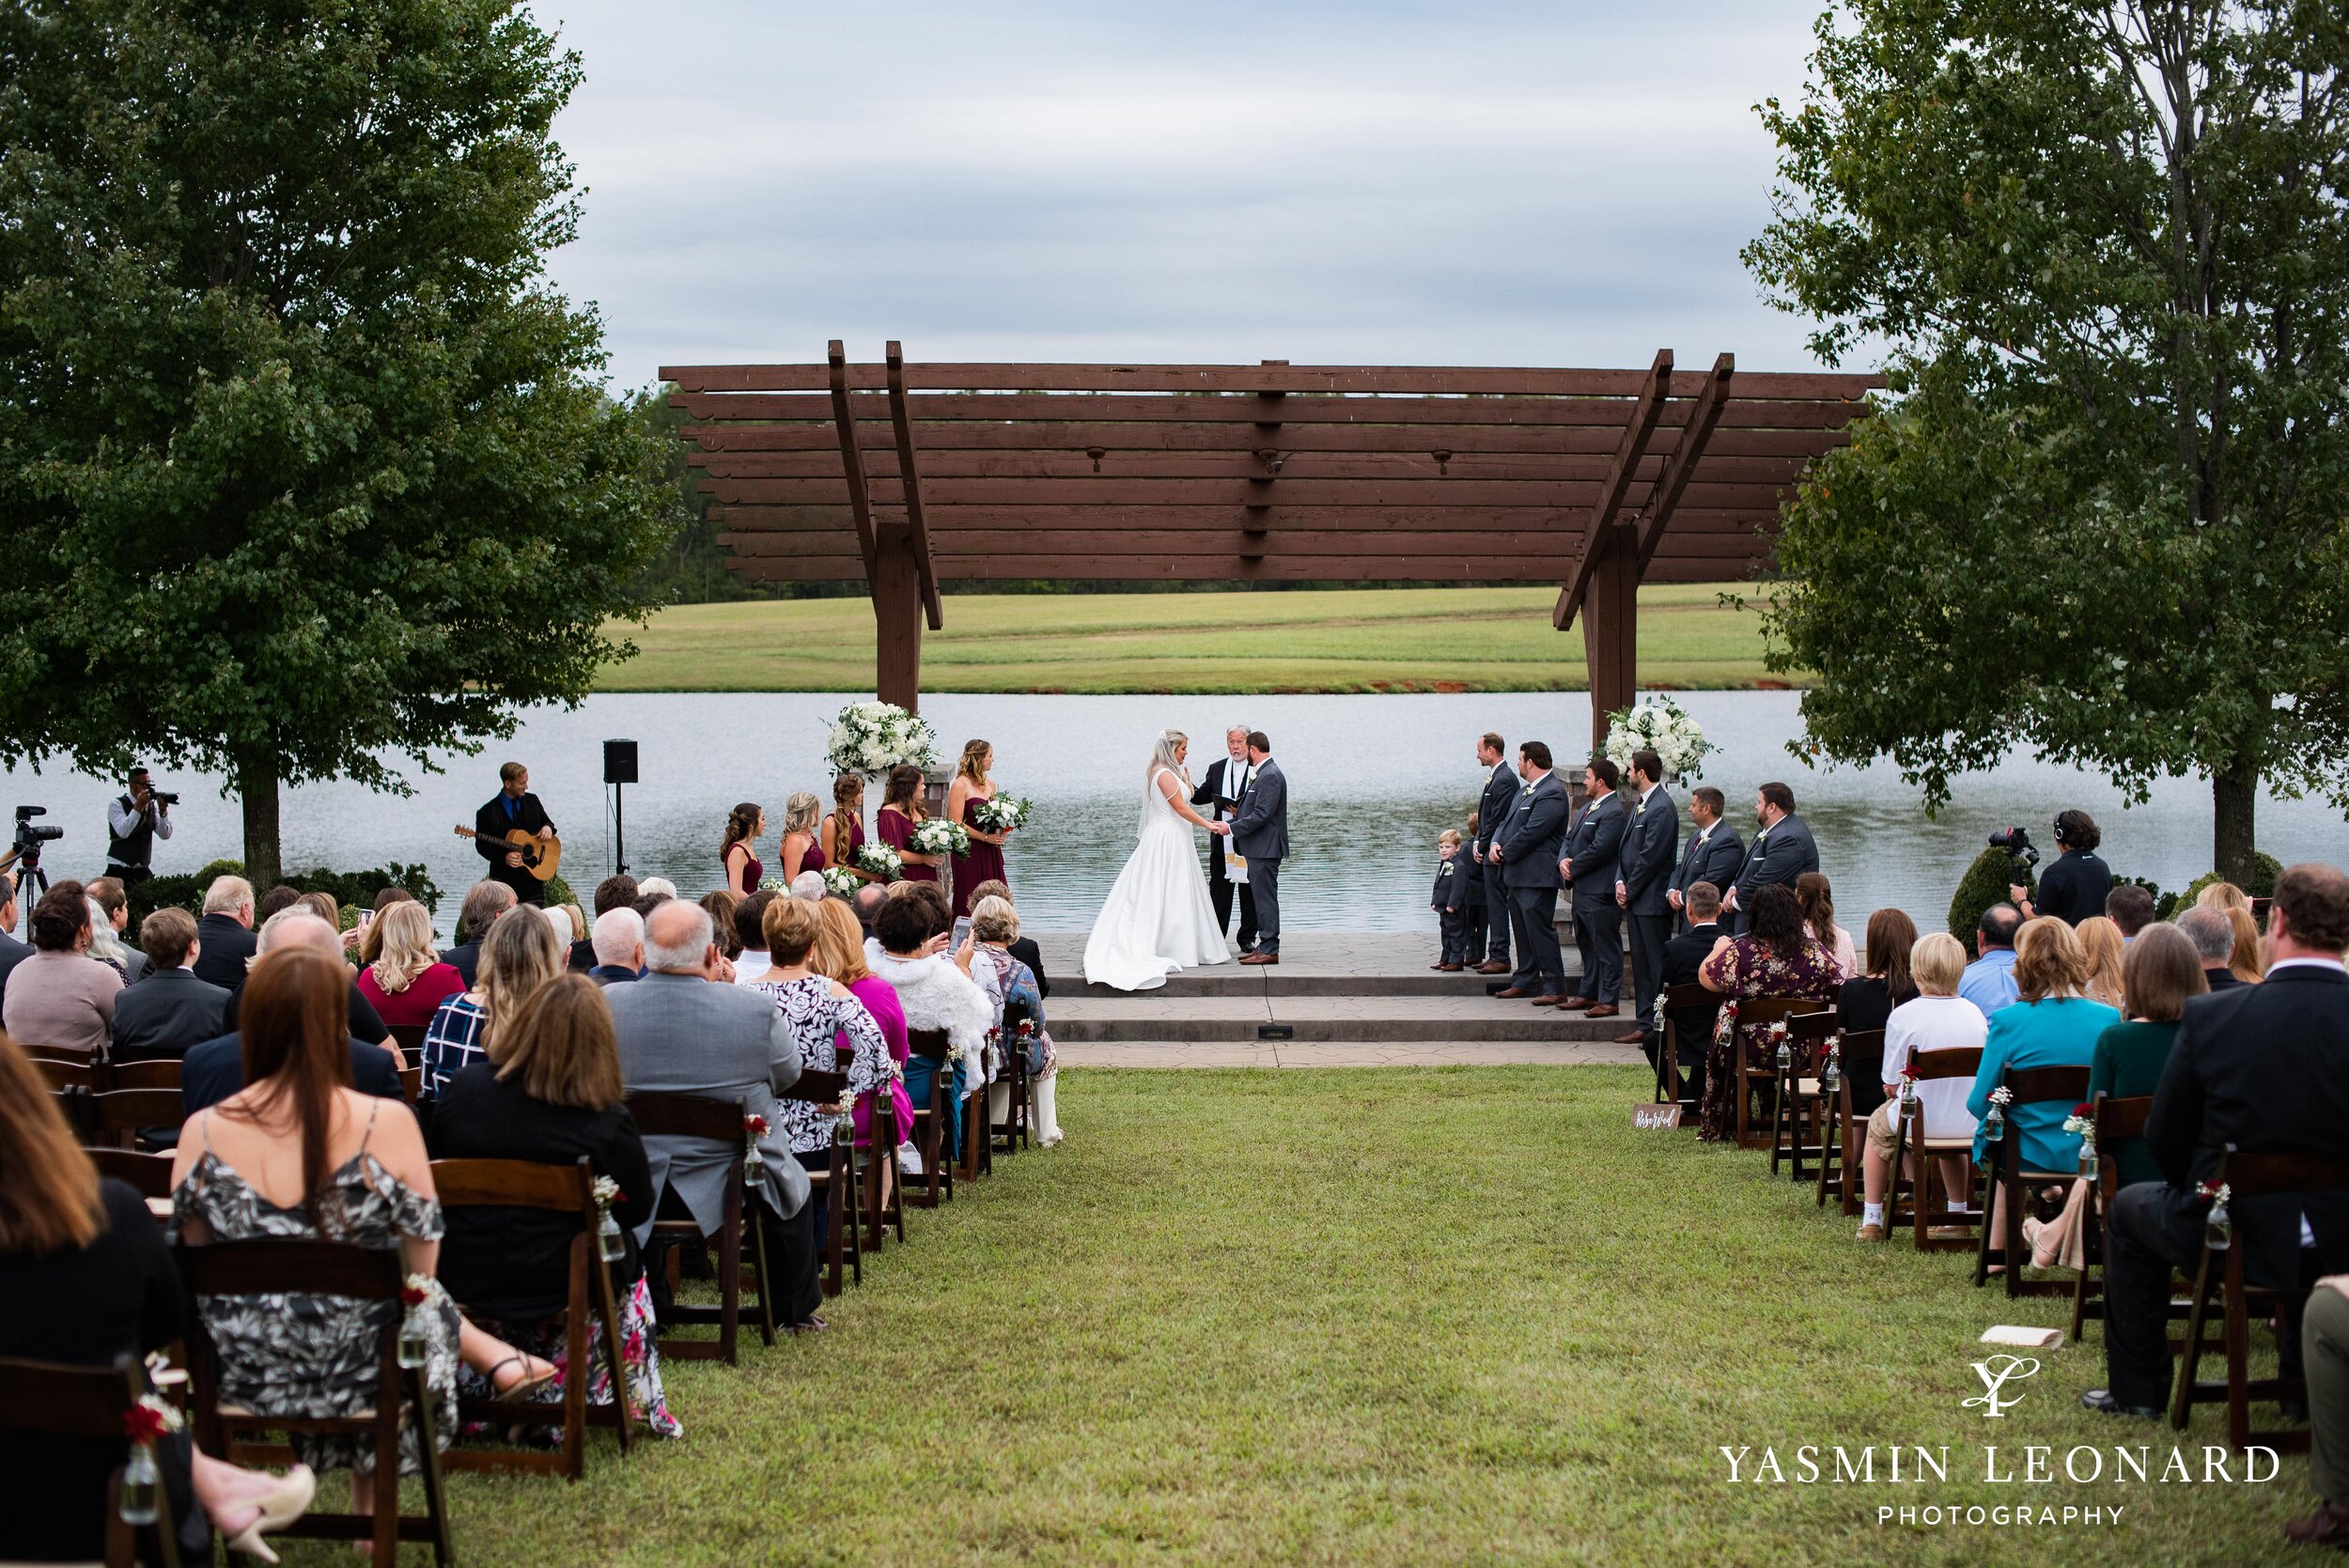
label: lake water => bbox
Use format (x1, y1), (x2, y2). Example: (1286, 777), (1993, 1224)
(6, 691), (2343, 938)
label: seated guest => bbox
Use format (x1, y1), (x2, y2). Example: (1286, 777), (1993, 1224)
(2198, 880), (2251, 915)
(428, 975), (680, 1438)
(1794, 871), (1856, 982)
(1836, 907), (1920, 1037)
(2021, 922), (2206, 1268)
(967, 878), (1050, 997)
(788, 871), (827, 903)
(1, 885), (122, 1056)
(0, 1034), (315, 1564)
(2226, 904), (2265, 986)
(1966, 917), (2120, 1258)
(2299, 1276), (2349, 1548)
(221, 909), (390, 1047)
(1958, 902), (2023, 1017)
(588, 908), (646, 986)
(635, 877), (678, 901)
(1694, 882), (1837, 1142)
(2089, 863), (2349, 1427)
(971, 895), (1063, 1147)
(732, 890), (779, 985)
(440, 880), (517, 987)
(2104, 883), (2156, 941)
(0, 873), (30, 1009)
(700, 890), (743, 961)
(354, 902), (466, 1031)
(809, 896), (916, 1169)
(2076, 914), (2128, 1008)
(191, 875), (259, 990)
(111, 908), (230, 1062)
(740, 898), (890, 1255)
(255, 885), (303, 926)
(85, 877), (148, 985)
(1658, 881), (1728, 1108)
(2177, 906), (2243, 992)
(419, 904), (564, 1101)
(605, 901), (823, 1332)
(851, 882), (889, 937)
(573, 875), (639, 972)
(865, 886), (991, 1164)
(1858, 934), (1984, 1241)
(172, 949), (549, 1528)
(182, 914), (405, 1114)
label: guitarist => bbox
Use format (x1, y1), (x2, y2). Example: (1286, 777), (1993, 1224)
(476, 761), (557, 907)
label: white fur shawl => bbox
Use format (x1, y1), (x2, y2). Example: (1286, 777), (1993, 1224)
(864, 941), (992, 1064)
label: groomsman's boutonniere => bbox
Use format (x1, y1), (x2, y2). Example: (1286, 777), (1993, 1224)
(1753, 825), (1771, 844)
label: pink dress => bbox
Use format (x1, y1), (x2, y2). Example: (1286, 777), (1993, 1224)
(845, 974), (914, 1148)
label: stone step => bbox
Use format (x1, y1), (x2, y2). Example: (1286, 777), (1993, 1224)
(1053, 1039), (1652, 1069)
(1048, 994), (1639, 1044)
(1034, 930), (1582, 1001)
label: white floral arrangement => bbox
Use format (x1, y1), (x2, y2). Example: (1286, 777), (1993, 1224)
(824, 701), (938, 777)
(821, 865), (862, 896)
(856, 844), (904, 880)
(1602, 695), (1714, 782)
(970, 795), (1032, 832)
(1987, 1086), (2015, 1107)
(592, 1175), (622, 1210)
(758, 876), (787, 893)
(2061, 1111), (2095, 1139)
(910, 818), (971, 857)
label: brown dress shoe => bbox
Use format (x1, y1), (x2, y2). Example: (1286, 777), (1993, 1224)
(1584, 1002), (1621, 1017)
(1436, 963), (1463, 972)
(1237, 952), (1278, 966)
(2284, 1501), (2349, 1547)
(1494, 986), (1534, 999)
(1532, 994), (1573, 1006)
(1474, 961), (1510, 974)
(1560, 996), (1595, 1010)
(1612, 1029), (1647, 1045)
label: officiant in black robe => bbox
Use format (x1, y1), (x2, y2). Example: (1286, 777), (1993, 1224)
(1190, 725), (1257, 952)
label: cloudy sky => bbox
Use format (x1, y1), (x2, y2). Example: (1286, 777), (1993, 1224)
(537, 2), (1852, 390)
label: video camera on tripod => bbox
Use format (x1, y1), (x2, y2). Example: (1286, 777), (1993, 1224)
(1986, 825), (2040, 871)
(5, 807), (64, 913)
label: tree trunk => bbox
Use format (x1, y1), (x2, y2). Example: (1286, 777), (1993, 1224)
(2212, 756), (2257, 888)
(235, 744), (282, 889)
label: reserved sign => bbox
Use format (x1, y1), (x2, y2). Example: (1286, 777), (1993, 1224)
(1631, 1103), (1684, 1129)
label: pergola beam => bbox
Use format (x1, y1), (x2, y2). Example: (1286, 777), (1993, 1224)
(1633, 353), (1735, 577)
(884, 340), (944, 630)
(824, 340), (879, 576)
(1552, 348), (1672, 631)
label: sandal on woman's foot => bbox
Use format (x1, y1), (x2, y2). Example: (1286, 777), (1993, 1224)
(487, 1353), (557, 1398)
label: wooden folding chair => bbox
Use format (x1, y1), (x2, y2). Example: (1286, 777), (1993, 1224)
(398, 1066), (424, 1103)
(1974, 1063), (2092, 1296)
(2070, 1092), (2155, 1340)
(106, 1059), (181, 1091)
(1731, 996), (1832, 1152)
(2170, 1146), (2349, 1452)
(177, 1239), (454, 1565)
(36, 1055), (98, 1091)
(862, 1081), (908, 1252)
(994, 1001), (1034, 1156)
(1814, 1028), (1884, 1212)
(1891, 1045), (1983, 1251)
(388, 1023), (428, 1061)
(1654, 982), (1716, 1117)
(86, 1146), (177, 1202)
(623, 1092), (775, 1366)
(86, 1088), (186, 1153)
(1770, 1010), (1841, 1180)
(432, 1157), (634, 1480)
(777, 1066), (861, 1296)
(905, 1029), (955, 1209)
(0, 1353), (180, 1568)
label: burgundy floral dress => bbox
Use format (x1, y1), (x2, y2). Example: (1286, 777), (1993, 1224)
(1695, 934), (1839, 1142)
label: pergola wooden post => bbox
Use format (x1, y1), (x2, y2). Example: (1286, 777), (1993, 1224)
(662, 351), (1875, 711)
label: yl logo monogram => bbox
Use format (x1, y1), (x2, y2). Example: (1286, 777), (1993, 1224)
(1963, 1355), (2041, 1419)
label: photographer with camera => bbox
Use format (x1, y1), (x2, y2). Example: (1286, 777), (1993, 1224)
(103, 767), (176, 887)
(2001, 811), (2112, 927)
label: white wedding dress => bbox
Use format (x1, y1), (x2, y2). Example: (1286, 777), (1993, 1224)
(1082, 768), (1232, 991)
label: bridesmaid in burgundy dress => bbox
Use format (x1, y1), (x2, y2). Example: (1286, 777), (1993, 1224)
(775, 792), (827, 883)
(876, 764), (941, 886)
(720, 802), (765, 895)
(821, 775), (875, 882)
(947, 739), (1012, 918)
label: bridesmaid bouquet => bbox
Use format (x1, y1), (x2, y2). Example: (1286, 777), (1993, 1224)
(971, 795), (1032, 832)
(821, 866), (862, 896)
(857, 844), (904, 879)
(910, 819), (971, 857)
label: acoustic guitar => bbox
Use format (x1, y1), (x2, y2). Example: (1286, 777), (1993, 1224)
(453, 825), (564, 882)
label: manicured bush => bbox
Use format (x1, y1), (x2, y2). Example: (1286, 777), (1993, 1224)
(128, 859), (443, 926)
(1949, 846), (2035, 940)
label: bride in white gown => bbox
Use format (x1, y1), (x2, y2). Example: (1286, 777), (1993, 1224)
(1082, 730), (1233, 991)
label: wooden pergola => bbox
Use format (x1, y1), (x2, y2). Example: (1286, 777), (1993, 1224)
(661, 348), (1879, 745)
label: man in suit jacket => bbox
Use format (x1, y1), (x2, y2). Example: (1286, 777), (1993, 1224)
(1667, 787), (1745, 933)
(605, 899), (822, 1329)
(1658, 882), (1730, 1108)
(1724, 782), (1820, 931)
(475, 760), (557, 907)
(218, 910), (392, 1044)
(190, 874), (257, 991)
(182, 1027), (403, 1114)
(1558, 757), (1628, 1017)
(0, 873), (30, 1010)
(2085, 863), (2349, 1420)
(587, 908), (645, 986)
(1190, 724), (1259, 954)
(1612, 750), (1682, 1044)
(1228, 733), (1289, 965)
(110, 908), (229, 1062)
(2176, 908), (2245, 991)
(1471, 733), (1519, 974)
(1492, 741), (1572, 1004)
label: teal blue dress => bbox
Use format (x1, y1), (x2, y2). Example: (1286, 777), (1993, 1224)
(1967, 996), (2120, 1171)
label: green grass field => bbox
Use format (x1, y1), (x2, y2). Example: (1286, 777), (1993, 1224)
(597, 585), (1795, 693)
(425, 1067), (2300, 1567)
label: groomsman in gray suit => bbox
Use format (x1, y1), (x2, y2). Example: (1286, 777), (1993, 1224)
(1471, 733), (1517, 974)
(1667, 786), (1745, 932)
(1558, 757), (1627, 1016)
(1230, 731), (1289, 965)
(1612, 749), (1681, 1045)
(1723, 781), (1820, 931)
(1493, 741), (1572, 1004)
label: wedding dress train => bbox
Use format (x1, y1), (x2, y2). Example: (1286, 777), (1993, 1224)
(1082, 768), (1232, 992)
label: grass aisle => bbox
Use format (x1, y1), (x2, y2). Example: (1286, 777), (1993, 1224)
(598, 585), (1791, 694)
(440, 1067), (2297, 1566)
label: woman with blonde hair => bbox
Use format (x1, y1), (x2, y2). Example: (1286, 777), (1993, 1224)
(355, 901), (465, 1031)
(2075, 914), (2128, 1009)
(971, 895), (1062, 1147)
(2224, 905), (2264, 985)
(2197, 879), (2250, 914)
(1857, 932), (1985, 1240)
(809, 896), (916, 1170)
(946, 739), (1013, 918)
(417, 907), (564, 1101)
(776, 790), (827, 883)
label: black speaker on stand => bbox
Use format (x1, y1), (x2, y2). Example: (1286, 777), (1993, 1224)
(603, 739), (638, 874)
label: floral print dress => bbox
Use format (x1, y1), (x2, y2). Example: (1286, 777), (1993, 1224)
(1694, 934), (1839, 1142)
(746, 975), (893, 1154)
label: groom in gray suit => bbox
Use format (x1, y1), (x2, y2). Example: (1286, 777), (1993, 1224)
(1228, 731), (1289, 966)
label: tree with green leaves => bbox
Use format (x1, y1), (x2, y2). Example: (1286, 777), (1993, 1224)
(1744, 1), (2349, 881)
(0, 0), (680, 884)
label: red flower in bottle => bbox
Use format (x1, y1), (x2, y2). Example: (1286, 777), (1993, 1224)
(399, 1284), (428, 1309)
(2072, 1102), (2096, 1119)
(122, 1402), (171, 1445)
